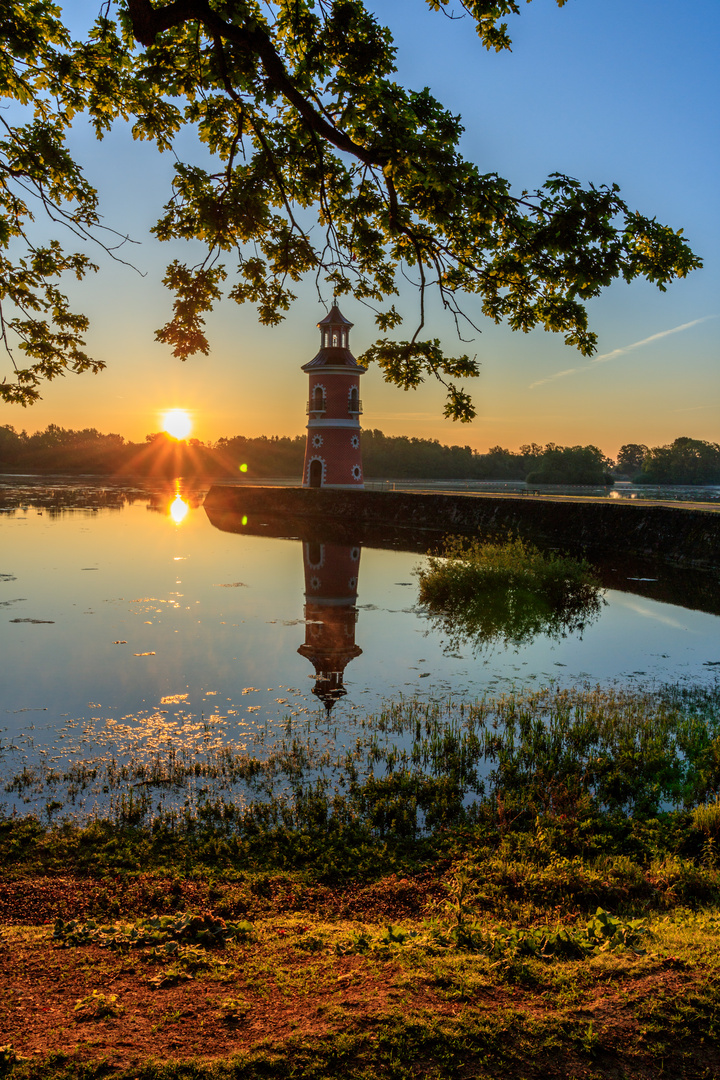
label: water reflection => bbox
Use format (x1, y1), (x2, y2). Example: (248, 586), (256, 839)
(203, 499), (720, 619)
(298, 540), (362, 712)
(169, 488), (189, 524)
(146, 483), (206, 516)
(419, 575), (604, 655)
(2, 479), (720, 824)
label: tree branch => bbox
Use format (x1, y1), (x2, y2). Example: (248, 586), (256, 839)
(125, 0), (389, 166)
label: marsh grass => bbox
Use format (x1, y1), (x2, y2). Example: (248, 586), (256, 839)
(692, 796), (720, 836)
(416, 535), (603, 649)
(2, 682), (720, 908)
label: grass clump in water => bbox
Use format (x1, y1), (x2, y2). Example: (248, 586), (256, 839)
(416, 535), (602, 649)
(3, 683), (720, 888)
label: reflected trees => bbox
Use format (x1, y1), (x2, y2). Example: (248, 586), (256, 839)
(416, 536), (603, 653)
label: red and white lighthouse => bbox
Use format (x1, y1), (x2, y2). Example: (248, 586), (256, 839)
(297, 539), (363, 712)
(302, 305), (365, 489)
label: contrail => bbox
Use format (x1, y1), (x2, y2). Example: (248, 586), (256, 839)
(528, 316), (716, 389)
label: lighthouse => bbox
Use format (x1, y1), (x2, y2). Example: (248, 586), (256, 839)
(302, 305), (365, 489)
(297, 539), (363, 712)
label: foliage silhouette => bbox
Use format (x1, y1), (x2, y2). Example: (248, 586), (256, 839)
(0, 1), (701, 413)
(3, 423), (719, 484)
(637, 437), (720, 485)
(525, 444), (614, 486)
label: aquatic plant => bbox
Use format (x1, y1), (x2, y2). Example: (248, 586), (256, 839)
(2, 683), (720, 885)
(416, 535), (603, 651)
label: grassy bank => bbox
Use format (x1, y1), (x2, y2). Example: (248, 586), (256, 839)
(3, 683), (720, 1078)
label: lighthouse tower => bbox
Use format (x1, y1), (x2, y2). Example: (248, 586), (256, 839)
(302, 305), (365, 489)
(297, 539), (362, 712)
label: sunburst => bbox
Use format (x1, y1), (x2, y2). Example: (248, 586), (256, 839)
(162, 409), (192, 440)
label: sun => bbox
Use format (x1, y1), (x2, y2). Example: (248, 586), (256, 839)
(162, 409), (193, 440)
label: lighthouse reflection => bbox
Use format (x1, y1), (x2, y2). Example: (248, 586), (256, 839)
(297, 539), (363, 712)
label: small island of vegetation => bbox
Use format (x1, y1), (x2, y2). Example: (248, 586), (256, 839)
(417, 536), (604, 650)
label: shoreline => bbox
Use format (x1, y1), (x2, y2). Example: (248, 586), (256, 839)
(204, 485), (720, 571)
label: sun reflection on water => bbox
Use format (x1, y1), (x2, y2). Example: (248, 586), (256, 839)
(169, 487), (189, 524)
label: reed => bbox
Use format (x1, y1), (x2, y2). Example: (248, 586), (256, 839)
(2, 682), (719, 884)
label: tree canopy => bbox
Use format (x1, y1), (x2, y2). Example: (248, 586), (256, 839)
(0, 1), (702, 416)
(525, 443), (614, 487)
(616, 443), (650, 477)
(637, 437), (720, 485)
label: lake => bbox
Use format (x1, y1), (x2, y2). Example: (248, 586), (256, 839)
(1, 477), (718, 821)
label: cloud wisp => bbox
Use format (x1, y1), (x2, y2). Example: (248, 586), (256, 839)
(673, 403), (719, 413)
(528, 316), (716, 390)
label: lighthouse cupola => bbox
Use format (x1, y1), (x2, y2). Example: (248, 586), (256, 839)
(318, 304), (354, 350)
(302, 304), (365, 489)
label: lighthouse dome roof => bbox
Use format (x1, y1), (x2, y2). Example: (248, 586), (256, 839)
(317, 303), (353, 329)
(302, 348), (365, 372)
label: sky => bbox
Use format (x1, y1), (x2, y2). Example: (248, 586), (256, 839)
(1, 0), (718, 458)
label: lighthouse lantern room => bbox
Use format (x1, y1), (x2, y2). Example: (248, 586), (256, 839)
(302, 305), (365, 489)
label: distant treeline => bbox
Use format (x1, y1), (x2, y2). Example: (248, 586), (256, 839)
(0, 424), (718, 484)
(616, 438), (720, 485)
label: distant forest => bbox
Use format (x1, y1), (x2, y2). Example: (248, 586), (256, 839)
(0, 425), (718, 484)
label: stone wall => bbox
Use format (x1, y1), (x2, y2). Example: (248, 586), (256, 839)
(203, 486), (720, 570)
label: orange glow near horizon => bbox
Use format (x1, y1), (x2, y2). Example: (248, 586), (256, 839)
(162, 408), (193, 440)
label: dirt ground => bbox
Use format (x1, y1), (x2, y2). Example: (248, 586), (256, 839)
(1, 875), (719, 1078)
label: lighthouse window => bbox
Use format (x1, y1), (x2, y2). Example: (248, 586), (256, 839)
(307, 542), (323, 568)
(312, 434), (323, 448)
(342, 331), (347, 347)
(351, 465), (362, 480)
(332, 331), (339, 347)
(313, 386), (324, 410)
(349, 388), (359, 413)
(351, 434), (359, 449)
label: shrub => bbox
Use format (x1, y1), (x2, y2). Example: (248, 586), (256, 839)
(416, 535), (603, 649)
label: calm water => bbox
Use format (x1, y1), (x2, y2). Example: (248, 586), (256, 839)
(1, 478), (719, 817)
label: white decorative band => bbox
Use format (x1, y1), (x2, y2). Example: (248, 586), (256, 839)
(306, 419), (361, 429)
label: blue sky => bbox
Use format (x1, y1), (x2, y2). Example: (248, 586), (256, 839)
(2, 0), (718, 456)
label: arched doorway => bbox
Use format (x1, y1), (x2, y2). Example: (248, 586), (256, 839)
(309, 459), (323, 487)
